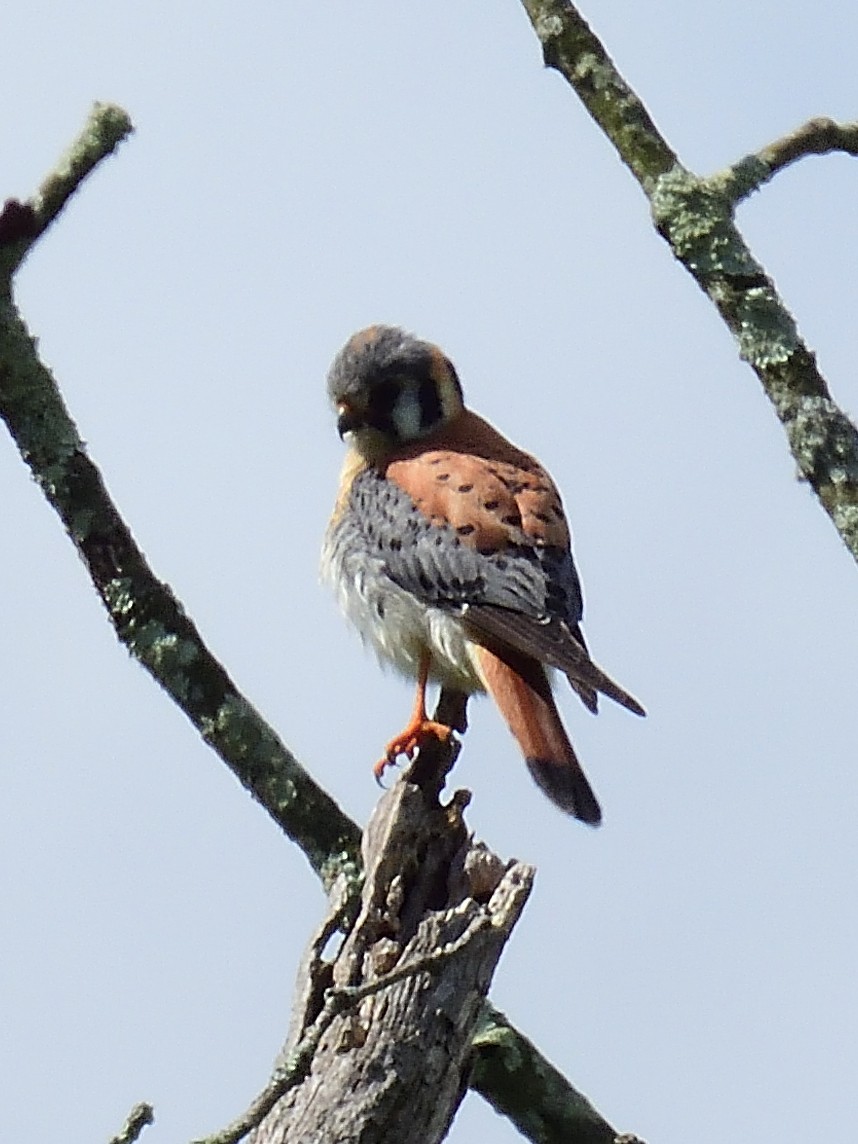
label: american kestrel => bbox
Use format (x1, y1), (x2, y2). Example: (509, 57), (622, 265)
(321, 326), (644, 825)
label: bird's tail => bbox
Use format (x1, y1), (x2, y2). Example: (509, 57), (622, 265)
(474, 645), (602, 825)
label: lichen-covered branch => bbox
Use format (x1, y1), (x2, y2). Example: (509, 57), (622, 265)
(471, 1005), (624, 1144)
(711, 116), (858, 206)
(109, 1103), (154, 1144)
(740, 116), (858, 198)
(519, 0), (676, 190)
(0, 103), (133, 278)
(520, 0), (858, 564)
(0, 107), (361, 889)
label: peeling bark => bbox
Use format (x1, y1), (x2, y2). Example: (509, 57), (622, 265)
(251, 757), (533, 1144)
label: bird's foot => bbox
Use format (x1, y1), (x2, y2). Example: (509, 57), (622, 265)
(373, 719), (453, 784)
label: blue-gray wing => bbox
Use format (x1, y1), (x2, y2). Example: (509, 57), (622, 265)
(347, 468), (644, 715)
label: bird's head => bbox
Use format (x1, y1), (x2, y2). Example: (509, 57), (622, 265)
(327, 325), (464, 461)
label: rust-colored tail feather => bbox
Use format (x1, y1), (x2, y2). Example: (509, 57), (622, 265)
(474, 645), (601, 825)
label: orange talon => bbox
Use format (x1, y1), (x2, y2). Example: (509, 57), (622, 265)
(373, 651), (453, 782)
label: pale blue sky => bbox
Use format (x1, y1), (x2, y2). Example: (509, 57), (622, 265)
(2, 4), (857, 1142)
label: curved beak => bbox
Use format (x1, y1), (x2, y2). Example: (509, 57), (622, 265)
(336, 402), (362, 440)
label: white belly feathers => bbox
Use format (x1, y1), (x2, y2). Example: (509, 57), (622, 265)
(321, 521), (484, 694)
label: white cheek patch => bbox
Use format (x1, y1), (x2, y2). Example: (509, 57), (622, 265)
(391, 383), (424, 440)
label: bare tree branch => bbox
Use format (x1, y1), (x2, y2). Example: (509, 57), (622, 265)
(246, 769), (535, 1144)
(195, 912), (502, 1144)
(752, 116), (858, 187)
(0, 104), (361, 889)
(520, 0), (858, 565)
(519, 2), (675, 189)
(712, 117), (858, 204)
(108, 1103), (154, 1144)
(0, 102), (132, 276)
(472, 1005), (631, 1144)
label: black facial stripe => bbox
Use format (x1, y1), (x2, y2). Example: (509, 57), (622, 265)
(418, 373), (443, 431)
(365, 377), (400, 436)
(351, 354), (453, 440)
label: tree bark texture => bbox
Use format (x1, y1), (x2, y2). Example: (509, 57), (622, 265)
(252, 757), (534, 1144)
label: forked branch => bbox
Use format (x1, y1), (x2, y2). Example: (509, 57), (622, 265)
(520, 0), (858, 563)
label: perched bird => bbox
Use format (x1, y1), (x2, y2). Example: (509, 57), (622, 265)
(321, 326), (644, 824)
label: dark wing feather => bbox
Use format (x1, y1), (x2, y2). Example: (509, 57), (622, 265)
(348, 467), (644, 716)
(348, 467), (563, 615)
(461, 605), (644, 716)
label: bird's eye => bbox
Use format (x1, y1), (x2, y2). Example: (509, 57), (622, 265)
(371, 378), (401, 410)
(357, 378), (401, 438)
